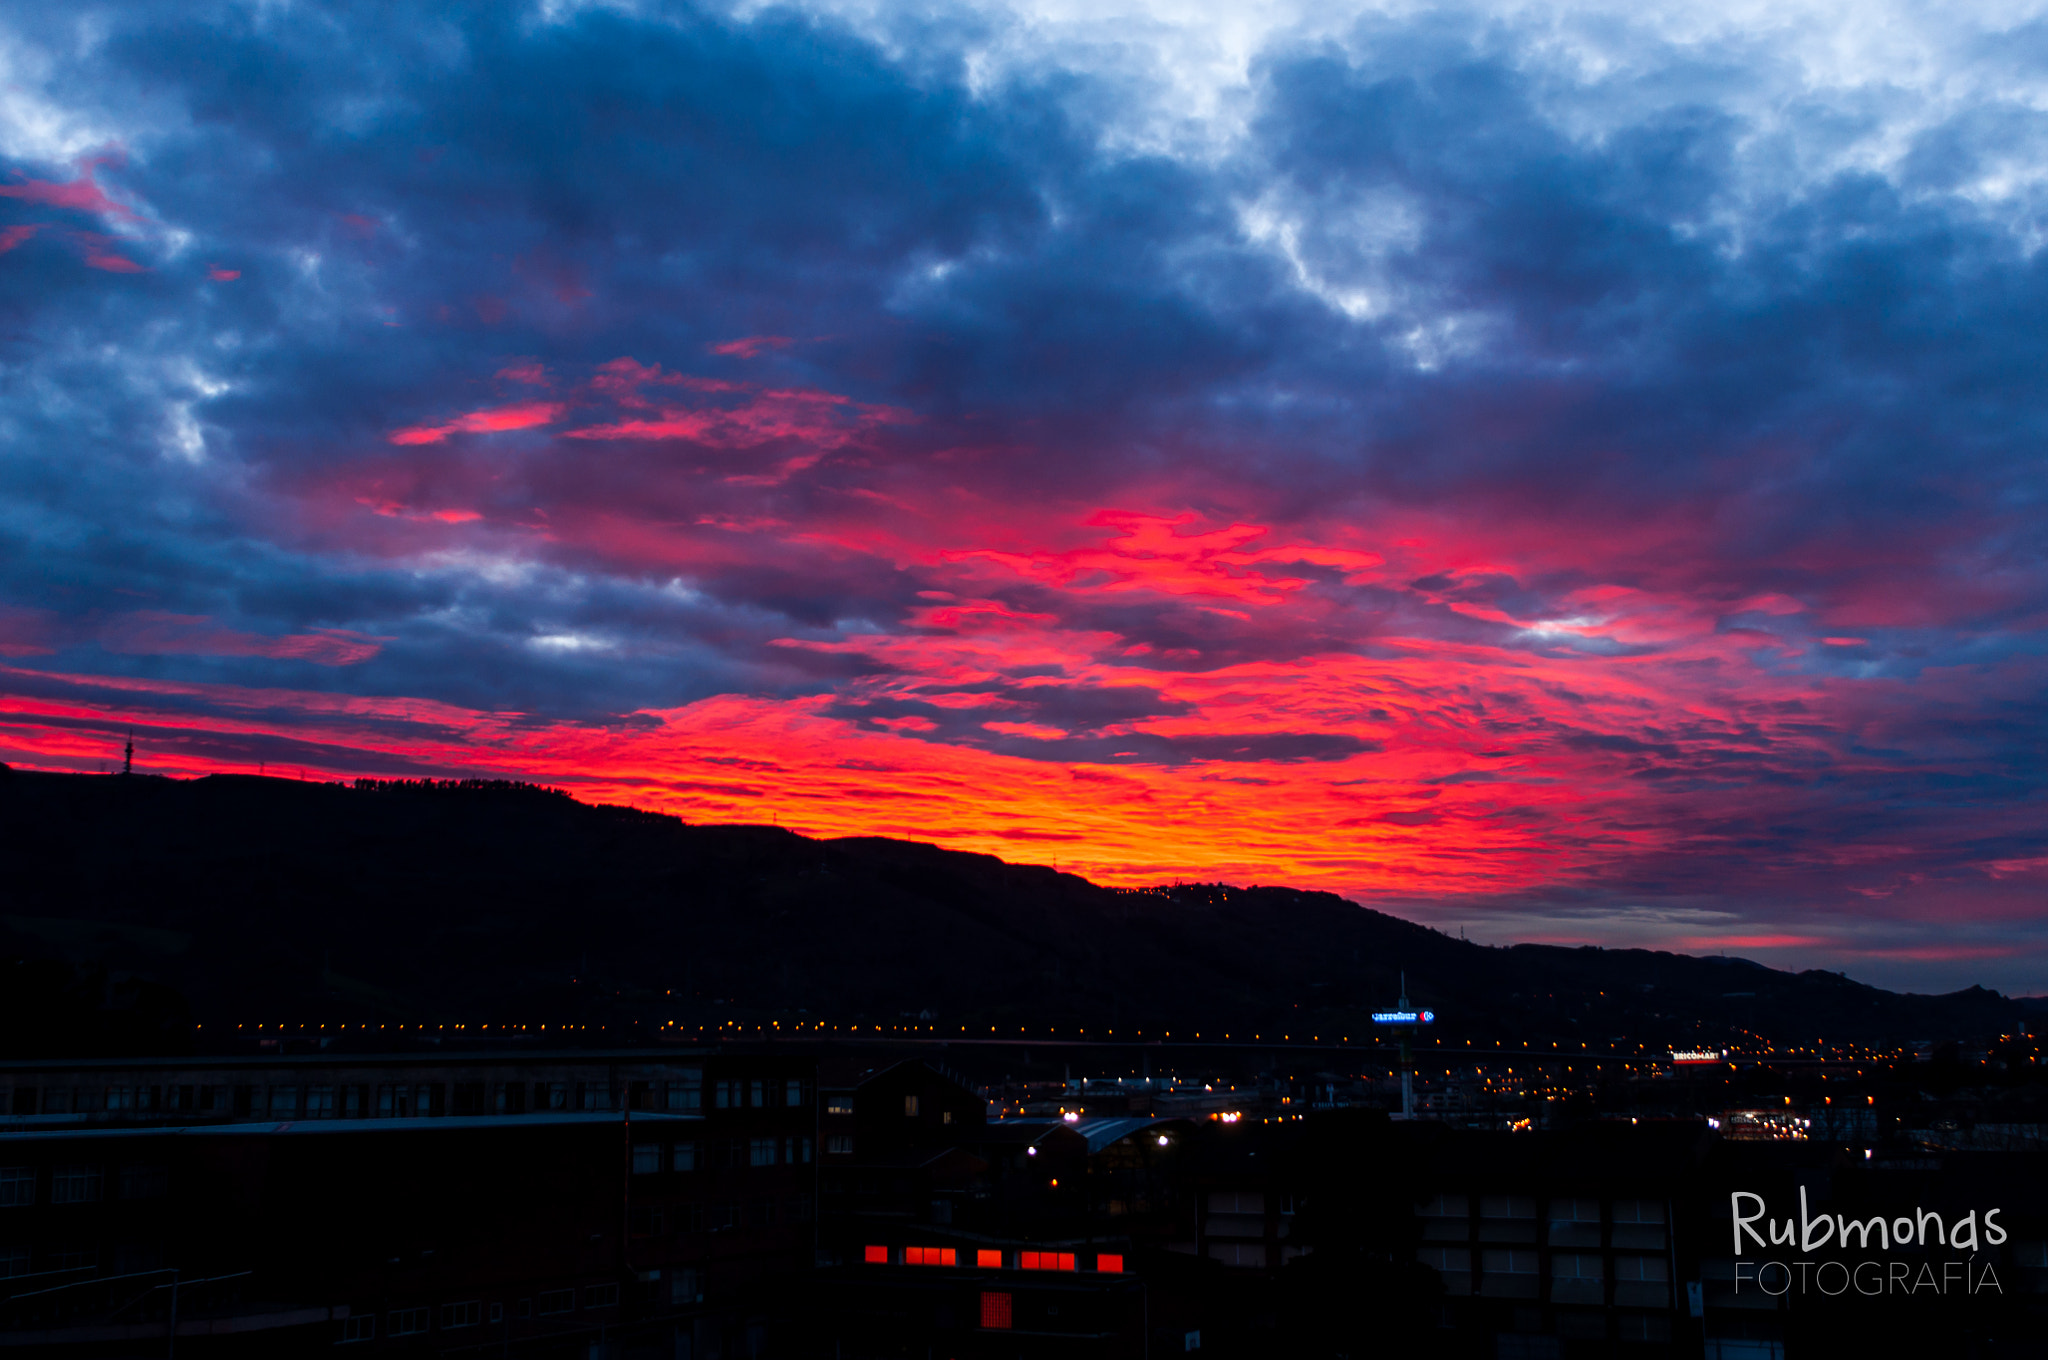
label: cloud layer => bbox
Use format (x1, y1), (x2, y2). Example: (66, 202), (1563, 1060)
(1, 0), (2046, 990)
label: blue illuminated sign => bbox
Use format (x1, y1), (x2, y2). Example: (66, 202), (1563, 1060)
(1371, 1009), (1434, 1025)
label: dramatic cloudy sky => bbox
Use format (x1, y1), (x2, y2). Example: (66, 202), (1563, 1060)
(3, 0), (2045, 991)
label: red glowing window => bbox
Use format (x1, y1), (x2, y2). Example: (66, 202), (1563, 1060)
(905, 1247), (957, 1266)
(1097, 1254), (1124, 1273)
(976, 1249), (1004, 1269)
(863, 1245), (889, 1265)
(980, 1291), (1012, 1330)
(1020, 1251), (1076, 1271)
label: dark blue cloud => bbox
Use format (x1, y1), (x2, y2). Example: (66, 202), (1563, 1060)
(0, 0), (2043, 988)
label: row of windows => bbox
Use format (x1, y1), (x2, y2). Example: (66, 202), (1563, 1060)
(863, 1245), (1122, 1273)
(1419, 1248), (1670, 1281)
(10, 1082), (447, 1119)
(630, 1197), (810, 1236)
(630, 1137), (813, 1175)
(0, 1245), (102, 1277)
(4, 1075), (810, 1120)
(1418, 1194), (1667, 1224)
(338, 1282), (655, 1344)
(0, 1165), (167, 1207)
(1420, 1246), (1672, 1303)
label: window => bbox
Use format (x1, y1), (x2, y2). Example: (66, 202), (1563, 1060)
(0, 1248), (28, 1279)
(979, 1291), (1013, 1330)
(672, 1142), (698, 1173)
(787, 1194), (812, 1224)
(904, 1095), (920, 1118)
(1418, 1246), (1470, 1273)
(378, 1086), (404, 1118)
(388, 1307), (429, 1336)
(106, 1087), (135, 1112)
(120, 1165), (168, 1200)
(199, 1086), (219, 1112)
(715, 1080), (741, 1109)
(747, 1197), (776, 1227)
(670, 1268), (704, 1305)
(785, 1079), (805, 1106)
(750, 1079), (767, 1107)
(864, 1245), (890, 1264)
(269, 1086), (299, 1118)
(303, 1086), (333, 1118)
(1480, 1195), (1537, 1219)
(1020, 1252), (1076, 1271)
(51, 1167), (102, 1204)
(49, 1247), (95, 1272)
(490, 1303), (503, 1323)
(338, 1316), (374, 1343)
(585, 1283), (619, 1309)
(1097, 1254), (1124, 1273)
(0, 1169), (32, 1208)
(1547, 1196), (1602, 1247)
(537, 1289), (574, 1316)
(1616, 1314), (1672, 1342)
(942, 1111), (953, 1124)
(632, 1145), (663, 1175)
(665, 1078), (702, 1111)
(541, 1082), (568, 1110)
(580, 1084), (610, 1112)
(826, 1097), (854, 1116)
(630, 1207), (665, 1237)
(789, 1136), (812, 1164)
(1614, 1255), (1669, 1282)
(749, 1138), (777, 1167)
(1479, 1247), (1538, 1297)
(976, 1250), (1003, 1269)
(1552, 1252), (1604, 1303)
(1613, 1199), (1665, 1224)
(905, 1246), (957, 1266)
(442, 1301), (482, 1329)
(827, 1135), (853, 1156)
(451, 1084), (486, 1116)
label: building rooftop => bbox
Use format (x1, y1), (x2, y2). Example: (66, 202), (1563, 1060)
(0, 1110), (702, 1143)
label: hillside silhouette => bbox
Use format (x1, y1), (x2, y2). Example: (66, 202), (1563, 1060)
(0, 768), (2019, 1047)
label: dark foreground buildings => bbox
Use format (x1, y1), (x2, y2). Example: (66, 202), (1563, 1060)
(3, 1050), (2044, 1357)
(0, 1050), (814, 1356)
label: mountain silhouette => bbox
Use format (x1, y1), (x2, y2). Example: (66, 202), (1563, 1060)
(0, 768), (2019, 1048)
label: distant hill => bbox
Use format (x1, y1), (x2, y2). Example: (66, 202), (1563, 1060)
(0, 768), (2020, 1047)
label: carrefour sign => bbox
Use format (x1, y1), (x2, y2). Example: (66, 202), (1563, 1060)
(1372, 1010), (1434, 1025)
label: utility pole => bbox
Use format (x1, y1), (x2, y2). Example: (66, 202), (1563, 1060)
(1399, 971), (1414, 1120)
(124, 731), (134, 776)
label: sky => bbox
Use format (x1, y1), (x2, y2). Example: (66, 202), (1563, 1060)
(1, 0), (2045, 993)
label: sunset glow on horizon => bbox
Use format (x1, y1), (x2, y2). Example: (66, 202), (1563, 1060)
(2, 0), (2045, 991)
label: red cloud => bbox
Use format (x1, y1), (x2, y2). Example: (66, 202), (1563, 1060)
(0, 160), (140, 221)
(69, 230), (146, 272)
(98, 613), (385, 666)
(0, 225), (39, 255)
(711, 335), (794, 358)
(207, 265), (240, 281)
(387, 401), (564, 445)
